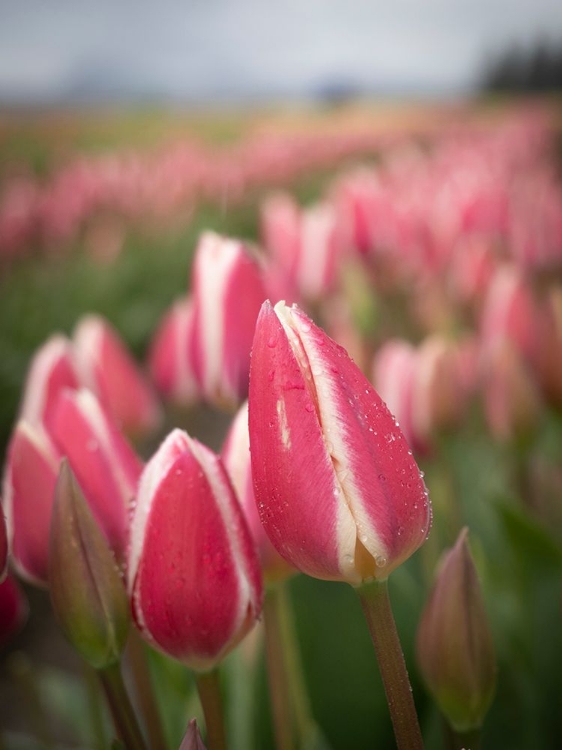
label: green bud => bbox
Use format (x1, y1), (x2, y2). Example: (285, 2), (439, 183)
(49, 459), (130, 669)
(416, 528), (497, 732)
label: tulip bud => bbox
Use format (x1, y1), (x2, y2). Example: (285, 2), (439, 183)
(0, 575), (28, 647)
(372, 339), (417, 450)
(179, 719), (207, 750)
(49, 460), (130, 669)
(18, 335), (79, 433)
(222, 402), (294, 584)
(2, 421), (60, 585)
(296, 202), (343, 302)
(410, 336), (466, 451)
(249, 301), (431, 586)
(481, 338), (541, 443)
(148, 296), (199, 406)
(73, 314), (162, 437)
(190, 232), (267, 409)
(128, 429), (262, 671)
(261, 192), (301, 303)
(416, 528), (496, 732)
(49, 389), (143, 560)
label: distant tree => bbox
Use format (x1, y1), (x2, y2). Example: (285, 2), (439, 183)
(481, 37), (562, 92)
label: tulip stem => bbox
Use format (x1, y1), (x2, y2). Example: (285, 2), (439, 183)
(98, 662), (147, 750)
(357, 579), (424, 750)
(196, 669), (228, 750)
(126, 629), (168, 750)
(263, 582), (311, 749)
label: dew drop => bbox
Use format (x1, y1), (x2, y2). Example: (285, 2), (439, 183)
(375, 555), (387, 568)
(300, 322), (311, 333)
(267, 336), (277, 348)
(305, 403), (315, 413)
(378, 473), (386, 482)
(268, 369), (275, 382)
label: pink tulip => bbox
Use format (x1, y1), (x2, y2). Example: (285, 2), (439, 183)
(249, 301), (431, 585)
(2, 421), (60, 585)
(222, 402), (294, 583)
(296, 202), (344, 302)
(128, 429), (262, 670)
(18, 335), (79, 434)
(189, 232), (267, 409)
(49, 388), (143, 560)
(260, 192), (302, 303)
(73, 314), (162, 437)
(372, 340), (417, 449)
(148, 296), (199, 406)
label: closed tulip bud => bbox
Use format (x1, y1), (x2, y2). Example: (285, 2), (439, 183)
(73, 314), (162, 437)
(481, 338), (541, 443)
(410, 336), (466, 451)
(128, 429), (263, 671)
(0, 575), (28, 648)
(222, 402), (294, 584)
(19, 335), (79, 433)
(296, 202), (343, 302)
(49, 461), (130, 669)
(249, 301), (431, 586)
(179, 719), (207, 750)
(148, 296), (199, 406)
(416, 528), (496, 732)
(190, 232), (267, 409)
(49, 389), (143, 561)
(372, 339), (417, 450)
(2, 422), (60, 585)
(261, 192), (301, 303)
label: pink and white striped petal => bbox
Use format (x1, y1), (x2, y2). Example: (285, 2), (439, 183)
(148, 297), (199, 406)
(128, 429), (262, 670)
(49, 389), (143, 560)
(73, 314), (162, 437)
(222, 402), (293, 583)
(19, 335), (79, 434)
(2, 421), (60, 585)
(250, 301), (431, 585)
(190, 232), (267, 408)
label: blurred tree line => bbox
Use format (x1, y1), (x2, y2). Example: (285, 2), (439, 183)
(482, 38), (562, 92)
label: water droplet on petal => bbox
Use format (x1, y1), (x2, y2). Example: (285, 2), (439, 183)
(375, 555), (387, 568)
(267, 336), (277, 348)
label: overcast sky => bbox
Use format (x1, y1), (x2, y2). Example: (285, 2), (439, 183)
(1, 0), (562, 102)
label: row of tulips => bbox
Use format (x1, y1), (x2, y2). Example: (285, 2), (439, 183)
(0, 121), (418, 264)
(1, 105), (556, 268)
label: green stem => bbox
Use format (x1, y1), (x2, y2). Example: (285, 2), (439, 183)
(84, 665), (108, 750)
(196, 669), (228, 750)
(357, 579), (424, 750)
(126, 629), (167, 749)
(98, 662), (147, 750)
(263, 586), (296, 750)
(263, 581), (314, 748)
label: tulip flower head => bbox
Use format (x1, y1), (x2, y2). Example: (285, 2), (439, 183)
(249, 301), (431, 586)
(128, 429), (262, 671)
(222, 401), (294, 584)
(3, 421), (60, 585)
(73, 314), (162, 437)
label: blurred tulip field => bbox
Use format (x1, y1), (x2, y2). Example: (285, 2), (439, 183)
(1, 98), (562, 749)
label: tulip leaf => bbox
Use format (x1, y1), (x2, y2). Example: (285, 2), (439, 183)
(495, 501), (562, 570)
